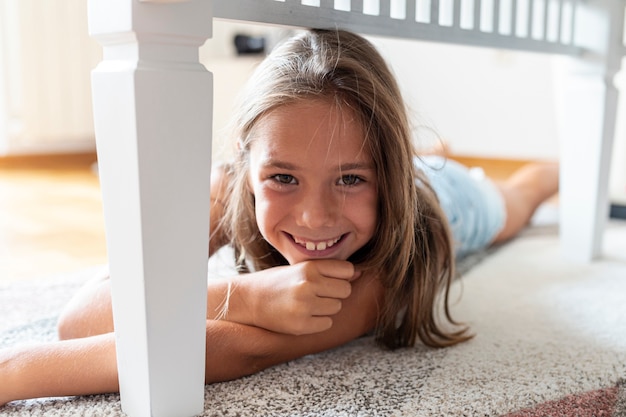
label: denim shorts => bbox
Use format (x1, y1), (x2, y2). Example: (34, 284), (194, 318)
(415, 156), (506, 259)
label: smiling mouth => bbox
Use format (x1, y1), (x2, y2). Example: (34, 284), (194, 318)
(292, 235), (343, 251)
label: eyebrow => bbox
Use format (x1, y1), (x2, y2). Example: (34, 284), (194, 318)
(262, 159), (375, 171)
(262, 159), (298, 170)
(336, 162), (375, 171)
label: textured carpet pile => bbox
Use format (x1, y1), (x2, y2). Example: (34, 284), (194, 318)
(1, 219), (625, 416)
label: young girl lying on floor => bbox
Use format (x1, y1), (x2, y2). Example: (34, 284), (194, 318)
(0, 28), (558, 406)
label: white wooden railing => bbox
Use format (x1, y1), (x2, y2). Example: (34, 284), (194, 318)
(87, 0), (625, 416)
(215, 0), (584, 54)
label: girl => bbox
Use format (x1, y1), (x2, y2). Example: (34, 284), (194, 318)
(0, 29), (558, 406)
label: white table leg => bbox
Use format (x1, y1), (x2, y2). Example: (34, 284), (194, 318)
(88, 1), (212, 416)
(558, 69), (618, 262)
(556, 0), (623, 262)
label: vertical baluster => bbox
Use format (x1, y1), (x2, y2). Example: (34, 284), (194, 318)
(415, 0), (430, 22)
(335, 0), (351, 10)
(458, 0), (473, 29)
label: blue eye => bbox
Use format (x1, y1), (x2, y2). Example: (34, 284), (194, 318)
(338, 175), (362, 186)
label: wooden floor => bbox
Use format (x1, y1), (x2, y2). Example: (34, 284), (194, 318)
(0, 152), (529, 283)
(0, 153), (106, 283)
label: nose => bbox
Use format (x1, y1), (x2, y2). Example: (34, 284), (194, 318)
(295, 187), (340, 229)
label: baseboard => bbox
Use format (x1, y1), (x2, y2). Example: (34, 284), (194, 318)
(0, 151), (97, 170)
(610, 204), (626, 220)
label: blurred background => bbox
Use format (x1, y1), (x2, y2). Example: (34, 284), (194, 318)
(0, 0), (624, 282)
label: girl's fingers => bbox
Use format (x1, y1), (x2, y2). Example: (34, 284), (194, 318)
(298, 259), (361, 300)
(303, 316), (334, 335)
(310, 298), (343, 316)
(315, 277), (352, 299)
(312, 259), (358, 281)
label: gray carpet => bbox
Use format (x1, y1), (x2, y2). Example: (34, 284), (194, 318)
(1, 218), (626, 416)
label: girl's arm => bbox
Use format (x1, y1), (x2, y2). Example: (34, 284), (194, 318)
(59, 259), (364, 339)
(207, 260), (363, 335)
(1, 270), (381, 405)
(205, 269), (382, 383)
(0, 333), (118, 406)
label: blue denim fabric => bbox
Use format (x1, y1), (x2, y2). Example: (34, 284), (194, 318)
(415, 156), (506, 259)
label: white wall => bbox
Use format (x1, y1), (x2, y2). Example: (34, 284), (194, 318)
(0, 0), (101, 155)
(200, 21), (291, 162)
(203, 23), (564, 161)
(368, 35), (561, 160)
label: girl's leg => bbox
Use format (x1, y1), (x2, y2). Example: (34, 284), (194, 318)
(493, 162), (559, 243)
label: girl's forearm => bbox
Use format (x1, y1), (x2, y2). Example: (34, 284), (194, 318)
(0, 322), (303, 406)
(206, 277), (255, 326)
(0, 308), (374, 406)
(0, 323), (262, 406)
(0, 333), (118, 406)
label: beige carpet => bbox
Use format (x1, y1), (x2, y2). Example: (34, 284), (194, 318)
(1, 216), (625, 416)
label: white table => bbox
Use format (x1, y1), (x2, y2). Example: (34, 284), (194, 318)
(87, 1), (625, 415)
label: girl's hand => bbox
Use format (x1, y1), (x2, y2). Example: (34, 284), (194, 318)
(236, 260), (361, 336)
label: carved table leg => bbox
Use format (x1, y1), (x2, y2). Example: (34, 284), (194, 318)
(88, 1), (212, 415)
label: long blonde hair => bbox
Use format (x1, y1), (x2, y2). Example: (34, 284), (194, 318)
(219, 29), (470, 349)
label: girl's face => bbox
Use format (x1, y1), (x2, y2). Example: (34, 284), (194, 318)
(247, 99), (378, 265)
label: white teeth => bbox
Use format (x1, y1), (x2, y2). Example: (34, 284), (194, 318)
(295, 236), (340, 251)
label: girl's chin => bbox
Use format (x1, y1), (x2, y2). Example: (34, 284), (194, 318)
(283, 250), (351, 264)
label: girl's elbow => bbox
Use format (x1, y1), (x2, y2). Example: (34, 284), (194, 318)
(57, 309), (81, 340)
(56, 313), (72, 340)
(204, 346), (275, 385)
(203, 321), (278, 384)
